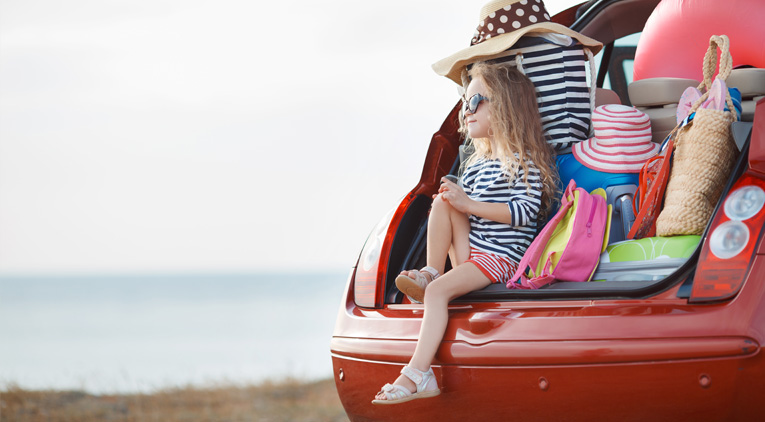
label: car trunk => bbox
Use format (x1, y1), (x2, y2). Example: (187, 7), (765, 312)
(381, 111), (753, 304)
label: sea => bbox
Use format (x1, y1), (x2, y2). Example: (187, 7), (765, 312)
(0, 271), (349, 394)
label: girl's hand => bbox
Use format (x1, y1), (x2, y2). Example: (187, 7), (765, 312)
(436, 177), (472, 214)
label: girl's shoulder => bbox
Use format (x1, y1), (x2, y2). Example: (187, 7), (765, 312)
(467, 154), (536, 171)
(463, 153), (539, 179)
(464, 156), (502, 174)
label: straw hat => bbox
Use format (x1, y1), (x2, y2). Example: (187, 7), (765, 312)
(572, 105), (660, 173)
(432, 0), (602, 84)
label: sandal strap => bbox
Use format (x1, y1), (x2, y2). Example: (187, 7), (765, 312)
(420, 266), (440, 281)
(401, 365), (436, 393)
(400, 366), (424, 385)
(378, 383), (410, 401)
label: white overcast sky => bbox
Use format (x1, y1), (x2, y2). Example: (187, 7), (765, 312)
(0, 0), (570, 275)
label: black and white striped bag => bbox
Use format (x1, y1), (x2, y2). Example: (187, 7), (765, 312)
(486, 36), (596, 152)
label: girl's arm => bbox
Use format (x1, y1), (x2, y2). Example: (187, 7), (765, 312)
(437, 178), (514, 224)
(466, 201), (515, 224)
(439, 165), (543, 226)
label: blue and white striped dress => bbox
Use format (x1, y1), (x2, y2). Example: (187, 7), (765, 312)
(461, 157), (543, 264)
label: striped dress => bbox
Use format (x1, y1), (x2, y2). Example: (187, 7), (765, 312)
(461, 157), (543, 264)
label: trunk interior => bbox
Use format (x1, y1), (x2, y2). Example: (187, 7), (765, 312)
(383, 127), (752, 303)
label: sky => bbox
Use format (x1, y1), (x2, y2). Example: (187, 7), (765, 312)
(0, 0), (571, 276)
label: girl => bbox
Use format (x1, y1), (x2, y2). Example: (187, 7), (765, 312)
(372, 61), (557, 404)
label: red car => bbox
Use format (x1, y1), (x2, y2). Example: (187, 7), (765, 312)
(331, 0), (765, 420)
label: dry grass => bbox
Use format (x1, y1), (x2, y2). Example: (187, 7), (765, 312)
(0, 378), (349, 422)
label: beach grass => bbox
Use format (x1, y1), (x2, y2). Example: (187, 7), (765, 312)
(0, 378), (349, 422)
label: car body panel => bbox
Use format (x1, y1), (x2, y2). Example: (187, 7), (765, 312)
(333, 353), (764, 421)
(333, 256), (765, 419)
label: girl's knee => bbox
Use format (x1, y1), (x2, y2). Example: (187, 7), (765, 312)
(424, 279), (451, 303)
(423, 281), (440, 303)
(431, 194), (450, 213)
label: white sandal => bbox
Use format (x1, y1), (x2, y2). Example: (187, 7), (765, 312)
(371, 366), (440, 405)
(395, 266), (439, 303)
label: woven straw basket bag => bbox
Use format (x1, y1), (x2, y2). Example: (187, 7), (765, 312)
(656, 35), (739, 236)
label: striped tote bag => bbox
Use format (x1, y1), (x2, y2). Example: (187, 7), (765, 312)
(487, 36), (596, 151)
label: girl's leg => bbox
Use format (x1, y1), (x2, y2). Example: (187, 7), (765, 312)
(397, 196), (470, 302)
(404, 194), (470, 279)
(375, 263), (491, 400)
(409, 263), (489, 371)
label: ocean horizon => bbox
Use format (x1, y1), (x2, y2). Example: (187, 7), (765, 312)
(0, 271), (350, 394)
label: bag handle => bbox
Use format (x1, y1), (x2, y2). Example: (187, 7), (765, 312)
(561, 178), (577, 207)
(702, 35), (732, 89)
(688, 35), (737, 118)
(585, 48), (596, 136)
(665, 34), (738, 150)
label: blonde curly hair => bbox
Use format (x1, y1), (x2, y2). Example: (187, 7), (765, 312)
(460, 61), (558, 221)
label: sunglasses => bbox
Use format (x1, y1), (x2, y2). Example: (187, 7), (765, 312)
(462, 93), (490, 115)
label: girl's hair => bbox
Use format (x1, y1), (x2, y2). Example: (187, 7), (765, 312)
(459, 61), (558, 221)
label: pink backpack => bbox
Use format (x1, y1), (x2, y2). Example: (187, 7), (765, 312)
(508, 179), (611, 289)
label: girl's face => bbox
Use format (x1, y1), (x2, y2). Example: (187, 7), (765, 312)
(464, 76), (491, 139)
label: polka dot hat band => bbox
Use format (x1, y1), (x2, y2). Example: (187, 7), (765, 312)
(432, 0), (602, 84)
(470, 0), (552, 46)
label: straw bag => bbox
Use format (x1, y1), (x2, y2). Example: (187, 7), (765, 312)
(656, 35), (739, 236)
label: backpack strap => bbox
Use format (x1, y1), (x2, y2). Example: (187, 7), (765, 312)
(524, 253), (558, 289)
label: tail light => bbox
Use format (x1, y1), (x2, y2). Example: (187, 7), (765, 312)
(353, 195), (415, 308)
(690, 173), (765, 303)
